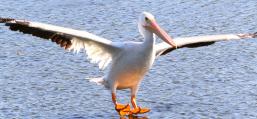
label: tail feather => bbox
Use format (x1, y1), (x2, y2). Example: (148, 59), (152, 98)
(88, 77), (106, 86)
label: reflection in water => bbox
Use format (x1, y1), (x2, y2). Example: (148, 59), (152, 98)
(120, 115), (148, 119)
(66, 114), (148, 119)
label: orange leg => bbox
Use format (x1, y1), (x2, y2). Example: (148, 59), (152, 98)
(130, 95), (150, 115)
(112, 93), (130, 116)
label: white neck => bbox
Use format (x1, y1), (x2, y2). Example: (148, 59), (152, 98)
(138, 23), (155, 47)
(143, 30), (155, 47)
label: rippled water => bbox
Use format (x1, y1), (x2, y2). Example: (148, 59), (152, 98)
(1, 0), (257, 118)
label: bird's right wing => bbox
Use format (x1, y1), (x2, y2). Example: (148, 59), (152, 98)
(0, 18), (122, 70)
(155, 33), (257, 56)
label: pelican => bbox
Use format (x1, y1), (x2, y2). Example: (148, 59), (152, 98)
(0, 12), (256, 116)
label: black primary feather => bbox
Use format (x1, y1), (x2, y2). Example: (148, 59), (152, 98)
(160, 41), (215, 55)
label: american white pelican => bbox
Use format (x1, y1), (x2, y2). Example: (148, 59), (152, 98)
(0, 12), (256, 116)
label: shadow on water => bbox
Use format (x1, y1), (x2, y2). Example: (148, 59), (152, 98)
(120, 115), (148, 119)
(64, 114), (148, 119)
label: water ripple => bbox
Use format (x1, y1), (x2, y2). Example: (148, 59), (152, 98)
(1, 0), (257, 118)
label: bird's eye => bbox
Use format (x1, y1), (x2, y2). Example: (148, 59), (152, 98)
(145, 17), (149, 22)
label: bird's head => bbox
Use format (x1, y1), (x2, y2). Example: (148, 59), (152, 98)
(138, 12), (177, 48)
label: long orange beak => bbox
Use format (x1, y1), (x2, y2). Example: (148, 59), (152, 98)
(147, 20), (177, 48)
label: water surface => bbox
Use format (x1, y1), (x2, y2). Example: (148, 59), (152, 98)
(1, 0), (257, 118)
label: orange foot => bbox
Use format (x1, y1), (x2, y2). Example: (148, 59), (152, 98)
(130, 107), (150, 115)
(115, 103), (130, 116)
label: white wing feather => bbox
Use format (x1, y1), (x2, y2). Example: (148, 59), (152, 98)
(70, 37), (115, 70)
(22, 21), (121, 70)
(155, 33), (256, 56)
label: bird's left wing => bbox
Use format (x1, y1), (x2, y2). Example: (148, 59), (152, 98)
(155, 33), (257, 56)
(0, 18), (121, 70)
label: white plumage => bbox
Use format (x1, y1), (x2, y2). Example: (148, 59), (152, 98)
(31, 21), (120, 70)
(0, 12), (256, 116)
(155, 34), (248, 56)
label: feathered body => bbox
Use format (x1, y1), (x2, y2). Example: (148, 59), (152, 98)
(1, 12), (256, 116)
(107, 40), (155, 91)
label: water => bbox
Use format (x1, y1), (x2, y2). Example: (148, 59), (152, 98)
(1, 0), (257, 118)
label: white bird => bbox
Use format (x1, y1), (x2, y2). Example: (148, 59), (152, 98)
(0, 12), (256, 116)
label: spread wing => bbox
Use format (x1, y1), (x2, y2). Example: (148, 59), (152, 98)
(155, 33), (257, 56)
(0, 18), (121, 70)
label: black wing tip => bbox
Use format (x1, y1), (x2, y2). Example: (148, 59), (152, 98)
(0, 18), (16, 23)
(0, 17), (29, 25)
(237, 32), (257, 38)
(253, 32), (257, 38)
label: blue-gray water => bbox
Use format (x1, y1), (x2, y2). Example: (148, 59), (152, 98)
(1, 0), (257, 118)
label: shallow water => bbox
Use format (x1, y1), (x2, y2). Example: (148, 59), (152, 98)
(1, 0), (257, 118)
